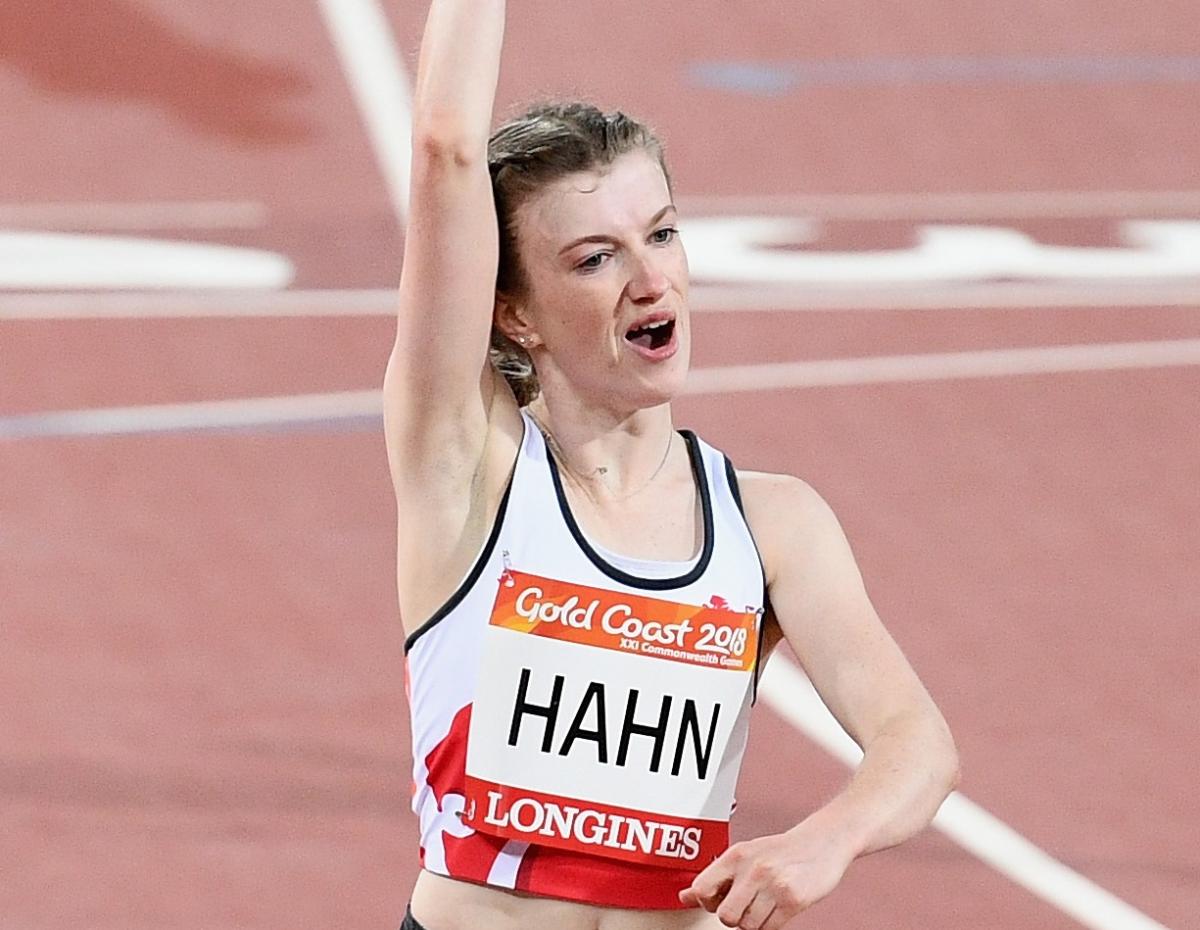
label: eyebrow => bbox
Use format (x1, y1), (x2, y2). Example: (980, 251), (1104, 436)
(557, 203), (678, 256)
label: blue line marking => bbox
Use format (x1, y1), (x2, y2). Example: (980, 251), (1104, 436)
(689, 56), (1200, 95)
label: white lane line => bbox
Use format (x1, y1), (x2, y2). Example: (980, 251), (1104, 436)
(758, 657), (1171, 930)
(679, 190), (1200, 220)
(0, 289), (395, 320)
(0, 201), (268, 231)
(687, 282), (1200, 311)
(684, 338), (1200, 395)
(315, 0), (412, 219)
(4, 338), (1199, 439)
(0, 391), (381, 438)
(3, 282), (1198, 319)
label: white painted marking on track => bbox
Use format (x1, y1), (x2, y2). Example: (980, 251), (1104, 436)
(0, 231), (294, 290)
(679, 190), (1200, 220)
(2, 281), (1198, 320)
(683, 339), (1200, 395)
(0, 391), (381, 438)
(758, 656), (1172, 930)
(315, 0), (412, 219)
(4, 339), (1199, 439)
(0, 202), (268, 231)
(682, 217), (1200, 285)
(0, 289), (396, 320)
(687, 281), (1200, 311)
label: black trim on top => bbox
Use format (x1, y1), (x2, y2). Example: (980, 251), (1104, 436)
(724, 455), (746, 515)
(545, 430), (714, 591)
(403, 480), (513, 654)
(724, 455), (771, 705)
(751, 602), (770, 707)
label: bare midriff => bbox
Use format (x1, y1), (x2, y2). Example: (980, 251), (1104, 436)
(410, 871), (728, 930)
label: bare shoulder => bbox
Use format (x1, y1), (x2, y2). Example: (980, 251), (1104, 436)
(732, 469), (846, 584)
(734, 469), (829, 515)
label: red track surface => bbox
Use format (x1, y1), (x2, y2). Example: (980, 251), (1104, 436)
(1, 2), (1197, 928)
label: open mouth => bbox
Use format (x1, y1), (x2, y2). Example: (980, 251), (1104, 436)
(624, 317), (676, 352)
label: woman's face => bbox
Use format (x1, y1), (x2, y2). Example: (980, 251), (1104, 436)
(508, 150), (690, 411)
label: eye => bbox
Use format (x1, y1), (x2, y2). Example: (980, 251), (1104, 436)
(651, 226), (678, 244)
(576, 252), (610, 272)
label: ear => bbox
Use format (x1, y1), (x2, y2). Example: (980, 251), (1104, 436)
(493, 291), (541, 349)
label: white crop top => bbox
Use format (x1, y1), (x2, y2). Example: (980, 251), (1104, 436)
(403, 410), (766, 909)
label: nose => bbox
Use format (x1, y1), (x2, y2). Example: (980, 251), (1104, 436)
(627, 253), (670, 304)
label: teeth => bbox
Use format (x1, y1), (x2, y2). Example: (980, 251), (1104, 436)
(643, 319), (669, 330)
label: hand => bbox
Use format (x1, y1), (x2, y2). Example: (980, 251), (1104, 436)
(678, 822), (854, 929)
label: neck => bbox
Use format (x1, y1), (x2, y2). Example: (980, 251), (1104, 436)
(526, 394), (677, 501)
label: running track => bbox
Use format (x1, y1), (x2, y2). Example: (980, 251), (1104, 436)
(1, 2), (1197, 928)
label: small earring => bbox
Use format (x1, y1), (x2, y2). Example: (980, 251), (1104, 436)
(518, 335), (529, 346)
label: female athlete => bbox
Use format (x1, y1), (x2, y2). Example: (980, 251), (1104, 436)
(384, 2), (961, 928)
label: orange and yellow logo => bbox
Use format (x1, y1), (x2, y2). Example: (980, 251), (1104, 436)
(491, 570), (759, 673)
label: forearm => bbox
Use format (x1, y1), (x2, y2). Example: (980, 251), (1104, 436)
(413, 0), (505, 146)
(391, 0), (505, 409)
(801, 711), (960, 861)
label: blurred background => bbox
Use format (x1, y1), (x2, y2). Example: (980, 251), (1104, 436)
(1, 1), (1196, 927)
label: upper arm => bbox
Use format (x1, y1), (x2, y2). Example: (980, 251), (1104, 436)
(743, 473), (947, 750)
(384, 131), (503, 477)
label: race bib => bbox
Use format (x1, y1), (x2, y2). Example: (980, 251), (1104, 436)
(463, 570), (759, 870)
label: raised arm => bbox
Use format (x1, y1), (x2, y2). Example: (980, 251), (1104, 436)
(383, 0), (507, 482)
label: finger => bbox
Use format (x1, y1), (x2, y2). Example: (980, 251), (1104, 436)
(741, 893), (777, 930)
(677, 887), (699, 907)
(690, 875), (733, 912)
(688, 845), (745, 910)
(762, 903), (794, 930)
(686, 859), (735, 911)
(714, 881), (758, 928)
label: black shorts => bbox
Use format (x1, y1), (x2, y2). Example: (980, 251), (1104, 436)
(400, 905), (427, 930)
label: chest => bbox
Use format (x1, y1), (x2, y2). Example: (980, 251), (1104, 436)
(556, 471), (702, 563)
